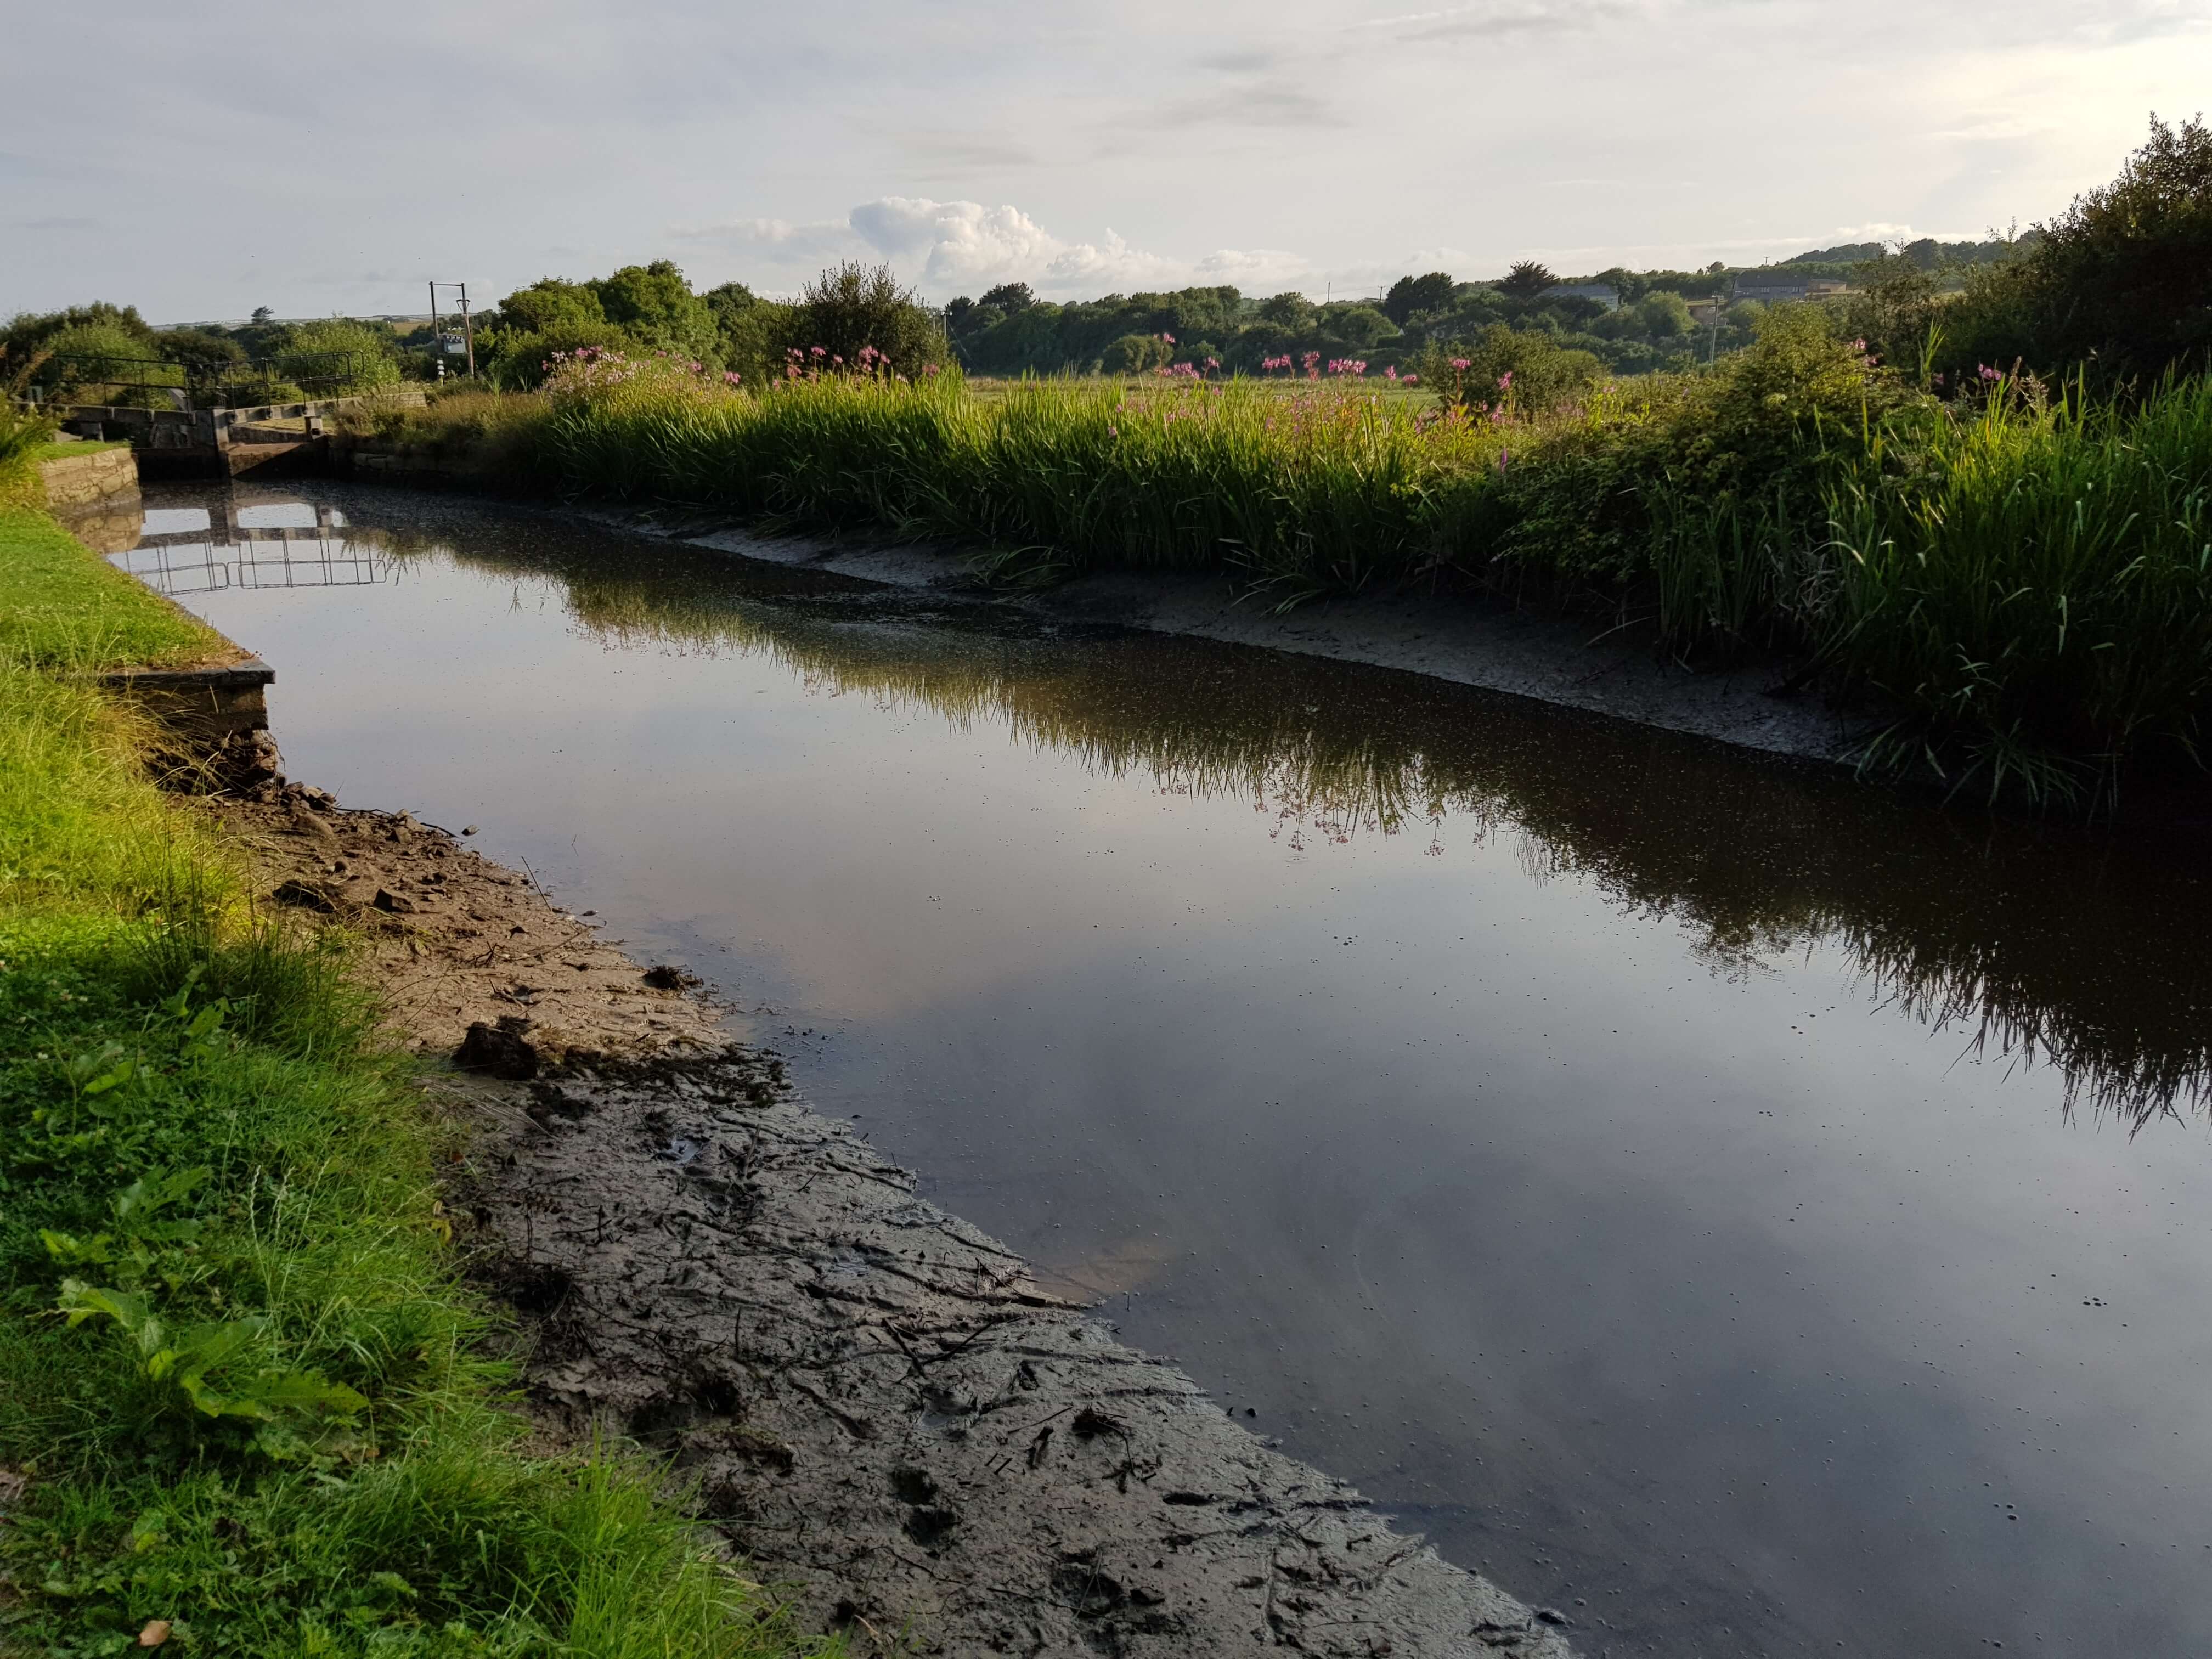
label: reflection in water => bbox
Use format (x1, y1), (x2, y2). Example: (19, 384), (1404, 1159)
(363, 524), (2212, 1132)
(111, 493), (387, 593)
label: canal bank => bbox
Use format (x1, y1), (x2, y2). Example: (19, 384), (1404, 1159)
(14, 485), (1584, 1651)
(87, 477), (2212, 1657)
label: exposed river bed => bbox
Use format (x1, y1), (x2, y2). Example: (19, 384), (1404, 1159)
(108, 481), (2212, 1656)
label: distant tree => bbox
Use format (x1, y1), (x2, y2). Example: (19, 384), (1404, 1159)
(592, 261), (716, 357)
(979, 281), (1037, 313)
(944, 296), (979, 336)
(1322, 304), (1400, 347)
(1383, 271), (1455, 326)
(1258, 291), (1317, 328)
(251, 306), (274, 325)
(156, 326), (246, 380)
(278, 318), (402, 391)
(1635, 292), (1694, 339)
(1497, 261), (1559, 301)
(498, 278), (607, 334)
(1100, 332), (1172, 374)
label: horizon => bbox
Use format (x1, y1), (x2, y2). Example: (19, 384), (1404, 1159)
(3, 2), (2204, 323)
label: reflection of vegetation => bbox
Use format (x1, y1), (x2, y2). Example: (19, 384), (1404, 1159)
(363, 515), (2212, 1127)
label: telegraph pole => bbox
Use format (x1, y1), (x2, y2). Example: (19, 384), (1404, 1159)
(428, 281), (476, 377)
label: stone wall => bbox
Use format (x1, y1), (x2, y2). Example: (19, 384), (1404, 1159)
(36, 444), (139, 508)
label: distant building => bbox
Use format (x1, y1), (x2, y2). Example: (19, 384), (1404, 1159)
(1731, 274), (1852, 304)
(1541, 283), (1622, 311)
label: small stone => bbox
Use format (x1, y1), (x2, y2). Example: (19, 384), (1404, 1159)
(271, 878), (336, 913)
(462, 825), (479, 836)
(373, 888), (416, 914)
(137, 1621), (172, 1648)
(455, 1016), (538, 1080)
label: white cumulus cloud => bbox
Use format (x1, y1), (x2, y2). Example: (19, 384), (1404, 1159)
(676, 196), (1314, 298)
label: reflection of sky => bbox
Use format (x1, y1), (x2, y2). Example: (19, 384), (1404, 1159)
(140, 507), (210, 535)
(153, 502), (2212, 1659)
(235, 503), (345, 530)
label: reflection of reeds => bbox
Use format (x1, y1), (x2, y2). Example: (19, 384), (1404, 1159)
(388, 525), (2212, 1127)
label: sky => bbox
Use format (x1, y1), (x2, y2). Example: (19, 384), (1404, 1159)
(3, 0), (2207, 323)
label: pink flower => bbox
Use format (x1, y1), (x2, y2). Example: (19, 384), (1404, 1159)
(1498, 371), (1513, 390)
(1403, 373), (1420, 386)
(1451, 357), (1471, 371)
(724, 370), (742, 385)
(1205, 356), (1220, 370)
(811, 346), (828, 358)
(924, 363), (940, 376)
(1161, 332), (1176, 345)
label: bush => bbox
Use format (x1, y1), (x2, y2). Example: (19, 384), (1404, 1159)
(1424, 324), (1604, 418)
(485, 319), (637, 389)
(38, 322), (174, 407)
(797, 262), (946, 375)
(1101, 333), (1172, 374)
(275, 319), (402, 393)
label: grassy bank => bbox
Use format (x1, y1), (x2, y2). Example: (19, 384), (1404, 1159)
(351, 329), (2212, 804)
(0, 507), (832, 1657)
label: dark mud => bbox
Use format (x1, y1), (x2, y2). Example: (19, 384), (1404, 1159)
(462, 1047), (1575, 1658)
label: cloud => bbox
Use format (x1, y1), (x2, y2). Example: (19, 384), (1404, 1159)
(674, 196), (1316, 297)
(13, 215), (101, 232)
(1147, 80), (1346, 130)
(1350, 0), (1639, 40)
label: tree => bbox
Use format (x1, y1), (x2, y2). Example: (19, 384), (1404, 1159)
(592, 261), (716, 356)
(1258, 291), (1317, 328)
(1497, 261), (1559, 301)
(1383, 272), (1456, 326)
(2022, 112), (2212, 379)
(1635, 292), (1694, 339)
(500, 278), (606, 334)
(979, 281), (1037, 313)
(251, 307), (274, 326)
(1100, 332), (1171, 374)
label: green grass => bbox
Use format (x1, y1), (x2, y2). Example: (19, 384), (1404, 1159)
(0, 517), (837, 1657)
(0, 509), (224, 669)
(25, 441), (132, 464)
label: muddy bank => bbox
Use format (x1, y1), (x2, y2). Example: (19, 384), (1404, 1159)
(627, 514), (1865, 767)
(213, 778), (1579, 1656)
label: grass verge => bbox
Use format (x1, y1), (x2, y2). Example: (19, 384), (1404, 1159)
(0, 514), (836, 1657)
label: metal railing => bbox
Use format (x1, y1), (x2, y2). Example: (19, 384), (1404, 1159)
(27, 352), (390, 411)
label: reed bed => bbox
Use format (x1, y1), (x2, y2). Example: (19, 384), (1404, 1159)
(387, 352), (2212, 794)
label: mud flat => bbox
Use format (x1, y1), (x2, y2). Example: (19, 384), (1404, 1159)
(216, 778), (1578, 1657)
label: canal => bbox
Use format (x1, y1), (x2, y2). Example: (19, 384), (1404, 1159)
(108, 479), (2212, 1656)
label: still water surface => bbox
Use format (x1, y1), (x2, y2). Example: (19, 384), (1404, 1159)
(111, 482), (2212, 1656)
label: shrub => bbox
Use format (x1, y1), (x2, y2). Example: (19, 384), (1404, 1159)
(275, 319), (402, 393)
(1101, 334), (1172, 374)
(797, 261), (946, 375)
(1424, 324), (1604, 418)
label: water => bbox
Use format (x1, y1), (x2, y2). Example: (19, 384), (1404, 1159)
(110, 481), (2212, 1655)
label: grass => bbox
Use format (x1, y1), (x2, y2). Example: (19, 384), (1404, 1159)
(0, 515), (838, 1657)
(350, 335), (2212, 802)
(0, 509), (225, 668)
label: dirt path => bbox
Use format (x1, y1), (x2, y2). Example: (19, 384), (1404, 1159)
(214, 778), (1578, 1658)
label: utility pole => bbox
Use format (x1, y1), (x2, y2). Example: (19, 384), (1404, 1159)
(428, 281), (476, 377)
